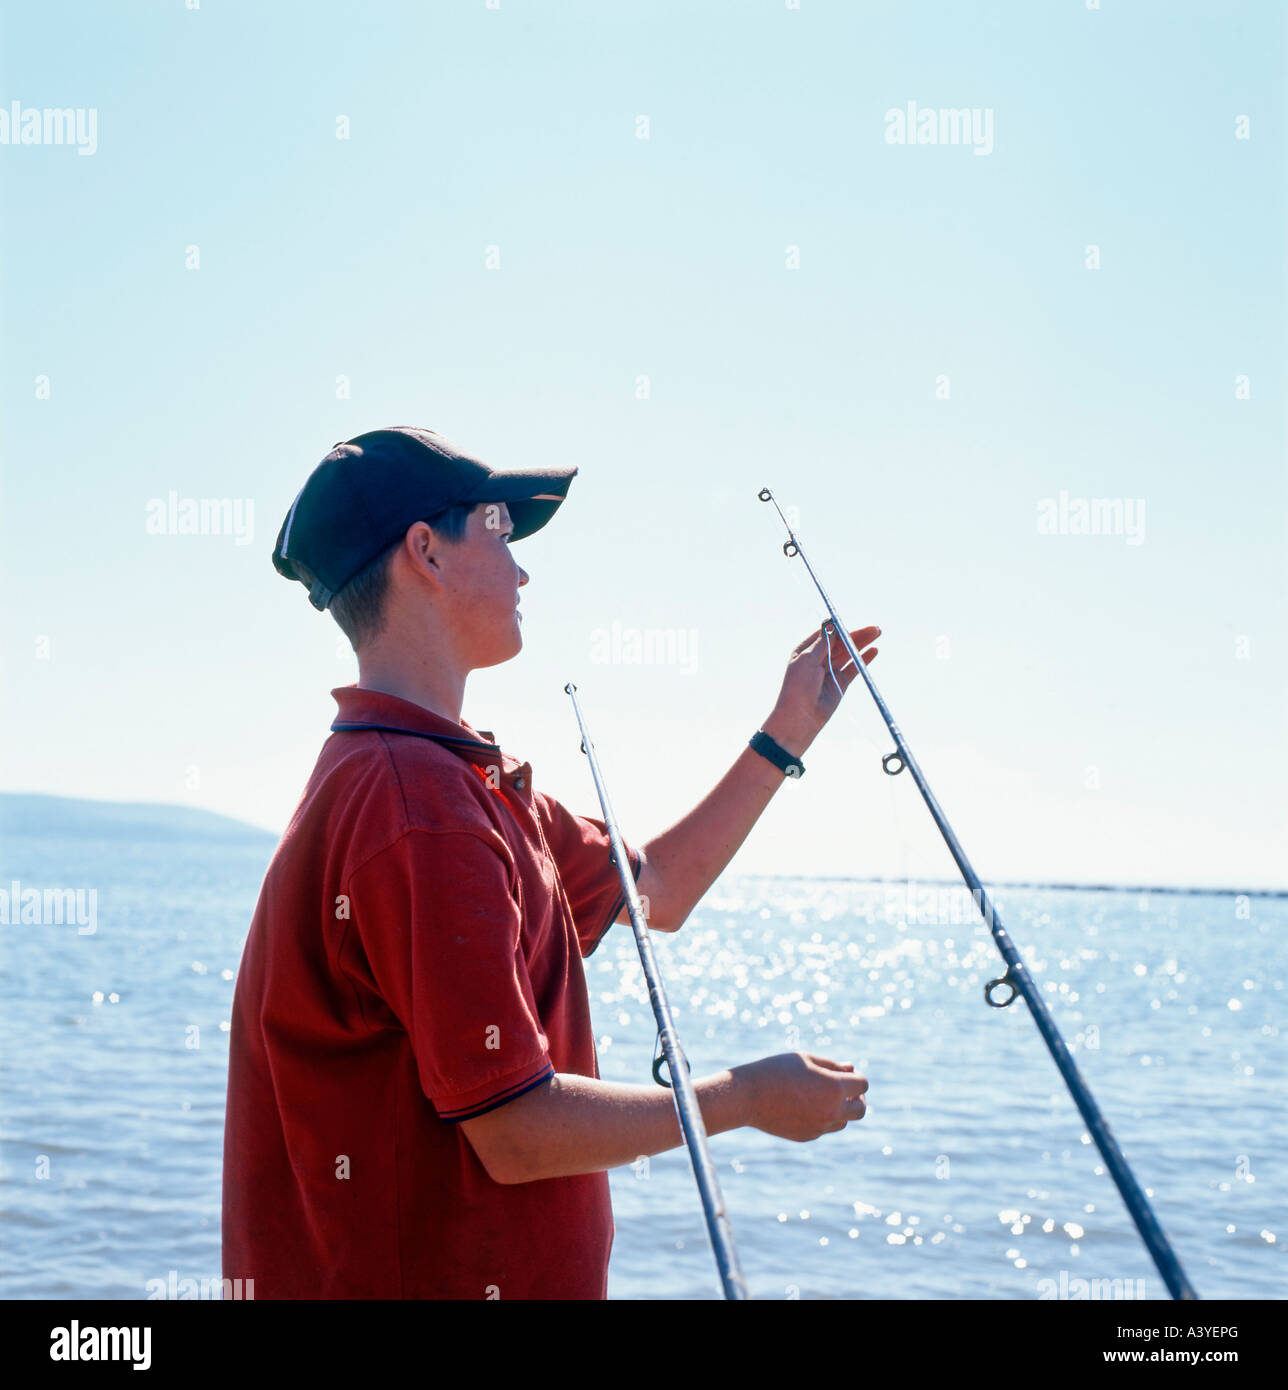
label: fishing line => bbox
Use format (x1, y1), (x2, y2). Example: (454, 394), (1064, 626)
(758, 487), (1198, 1301)
(564, 682), (749, 1301)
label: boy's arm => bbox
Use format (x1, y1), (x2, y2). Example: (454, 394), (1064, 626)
(463, 1068), (749, 1184)
(619, 623), (880, 931)
(460, 1052), (868, 1184)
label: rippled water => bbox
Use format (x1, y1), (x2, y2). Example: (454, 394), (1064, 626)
(2, 825), (1283, 1300)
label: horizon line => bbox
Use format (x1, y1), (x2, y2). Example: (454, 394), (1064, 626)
(3, 789), (1284, 899)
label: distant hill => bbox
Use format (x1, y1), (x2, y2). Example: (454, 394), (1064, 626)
(0, 792), (278, 845)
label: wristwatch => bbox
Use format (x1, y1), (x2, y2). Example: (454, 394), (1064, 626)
(749, 729), (805, 778)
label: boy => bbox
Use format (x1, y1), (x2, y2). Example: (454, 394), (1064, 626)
(222, 425), (876, 1298)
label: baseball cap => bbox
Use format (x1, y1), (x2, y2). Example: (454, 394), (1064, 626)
(272, 426), (578, 610)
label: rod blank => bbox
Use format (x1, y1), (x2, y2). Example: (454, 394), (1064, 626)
(758, 487), (1197, 1301)
(564, 682), (749, 1301)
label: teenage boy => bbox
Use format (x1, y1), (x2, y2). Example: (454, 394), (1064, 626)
(222, 426), (877, 1299)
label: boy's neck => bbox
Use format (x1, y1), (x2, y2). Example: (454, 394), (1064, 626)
(355, 653), (469, 729)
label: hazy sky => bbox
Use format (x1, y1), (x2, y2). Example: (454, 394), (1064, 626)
(2, 0), (1283, 889)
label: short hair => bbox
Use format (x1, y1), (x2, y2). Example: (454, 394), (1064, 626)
(295, 502), (475, 653)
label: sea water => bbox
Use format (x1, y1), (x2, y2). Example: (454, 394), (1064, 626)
(1, 814), (1282, 1300)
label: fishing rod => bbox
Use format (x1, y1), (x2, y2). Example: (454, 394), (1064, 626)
(757, 488), (1198, 1301)
(564, 682), (749, 1301)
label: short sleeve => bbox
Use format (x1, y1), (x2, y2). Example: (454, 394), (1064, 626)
(346, 827), (555, 1122)
(535, 793), (644, 957)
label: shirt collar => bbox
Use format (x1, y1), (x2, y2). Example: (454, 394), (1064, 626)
(330, 685), (508, 767)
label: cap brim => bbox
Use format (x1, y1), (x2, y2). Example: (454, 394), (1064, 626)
(464, 468), (578, 540)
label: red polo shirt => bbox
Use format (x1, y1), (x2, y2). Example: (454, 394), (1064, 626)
(221, 685), (641, 1299)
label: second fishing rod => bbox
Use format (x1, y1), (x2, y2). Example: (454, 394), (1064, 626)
(564, 681), (749, 1301)
(757, 486), (1198, 1302)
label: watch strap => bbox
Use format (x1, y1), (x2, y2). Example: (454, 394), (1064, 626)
(749, 729), (805, 778)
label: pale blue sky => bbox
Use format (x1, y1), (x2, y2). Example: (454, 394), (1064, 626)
(2, 0), (1284, 887)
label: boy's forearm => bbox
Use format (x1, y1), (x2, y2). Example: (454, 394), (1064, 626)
(491, 1066), (757, 1184)
(641, 714), (807, 930)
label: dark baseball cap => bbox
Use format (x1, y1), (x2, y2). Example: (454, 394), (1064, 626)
(273, 426), (578, 610)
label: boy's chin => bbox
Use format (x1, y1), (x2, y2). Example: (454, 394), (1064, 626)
(474, 631), (523, 669)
